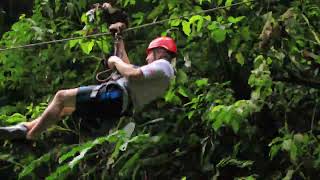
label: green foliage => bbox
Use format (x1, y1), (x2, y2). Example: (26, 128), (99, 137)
(1, 0), (320, 179)
(19, 152), (51, 179)
(205, 55), (272, 133)
(0, 113), (27, 125)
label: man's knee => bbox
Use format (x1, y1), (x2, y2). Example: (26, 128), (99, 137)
(54, 88), (78, 107)
(54, 90), (67, 103)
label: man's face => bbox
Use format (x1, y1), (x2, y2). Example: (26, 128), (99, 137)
(146, 50), (156, 64)
(146, 48), (167, 64)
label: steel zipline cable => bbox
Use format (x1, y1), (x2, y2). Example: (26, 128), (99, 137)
(0, 1), (253, 52)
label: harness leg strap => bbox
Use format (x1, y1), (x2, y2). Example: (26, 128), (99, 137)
(90, 84), (105, 98)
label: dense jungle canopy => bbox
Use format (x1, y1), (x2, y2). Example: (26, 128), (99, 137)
(0, 0), (320, 179)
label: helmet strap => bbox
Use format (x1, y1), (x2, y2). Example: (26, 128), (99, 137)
(152, 49), (157, 61)
(171, 57), (177, 72)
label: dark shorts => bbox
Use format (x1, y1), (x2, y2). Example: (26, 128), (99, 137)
(74, 84), (123, 119)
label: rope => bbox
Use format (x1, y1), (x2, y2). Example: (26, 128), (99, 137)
(0, 1), (253, 52)
(95, 68), (113, 83)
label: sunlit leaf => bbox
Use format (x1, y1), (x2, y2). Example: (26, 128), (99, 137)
(216, 156), (253, 168)
(178, 86), (189, 97)
(68, 147), (90, 168)
(281, 139), (292, 151)
(170, 19), (181, 27)
(6, 113), (26, 124)
(227, 16), (245, 23)
(182, 21), (191, 36)
(289, 142), (298, 162)
(269, 145), (281, 160)
(236, 52), (245, 65)
(69, 39), (79, 48)
(80, 41), (94, 54)
(225, 0), (234, 10)
(283, 169), (294, 180)
(211, 29), (226, 43)
(195, 78), (208, 87)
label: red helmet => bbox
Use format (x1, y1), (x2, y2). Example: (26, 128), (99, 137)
(147, 36), (177, 55)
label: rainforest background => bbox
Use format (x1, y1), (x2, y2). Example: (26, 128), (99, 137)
(0, 0), (320, 179)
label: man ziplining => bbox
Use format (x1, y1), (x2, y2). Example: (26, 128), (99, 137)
(0, 2), (177, 140)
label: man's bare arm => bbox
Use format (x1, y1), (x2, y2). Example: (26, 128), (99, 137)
(108, 56), (143, 79)
(116, 39), (130, 64)
(109, 22), (130, 64)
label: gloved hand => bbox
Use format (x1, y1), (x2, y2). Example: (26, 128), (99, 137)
(101, 2), (112, 10)
(107, 56), (122, 69)
(109, 22), (127, 34)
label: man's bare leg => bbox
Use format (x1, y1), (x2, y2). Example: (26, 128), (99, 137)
(26, 88), (78, 139)
(23, 107), (75, 130)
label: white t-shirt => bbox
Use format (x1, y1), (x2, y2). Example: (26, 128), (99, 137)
(116, 59), (174, 111)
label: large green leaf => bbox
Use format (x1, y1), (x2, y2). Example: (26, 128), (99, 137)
(227, 16), (245, 24)
(211, 29), (226, 43)
(182, 21), (191, 36)
(80, 41), (94, 54)
(236, 52), (245, 65)
(225, 0), (234, 10)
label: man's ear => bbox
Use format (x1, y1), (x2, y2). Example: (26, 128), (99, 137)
(157, 48), (166, 57)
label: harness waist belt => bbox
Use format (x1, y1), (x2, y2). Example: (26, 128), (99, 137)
(90, 81), (129, 114)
